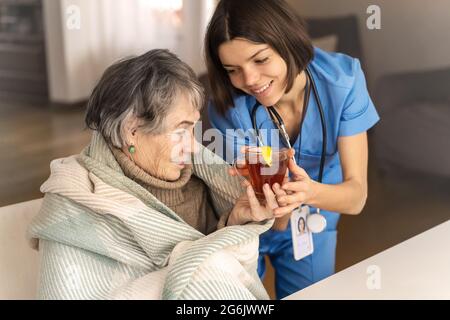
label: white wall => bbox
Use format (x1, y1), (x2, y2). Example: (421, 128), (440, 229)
(43, 0), (68, 102)
(43, 0), (212, 104)
(286, 0), (450, 89)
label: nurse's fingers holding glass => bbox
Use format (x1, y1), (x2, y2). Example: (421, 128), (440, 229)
(286, 148), (295, 159)
(281, 161), (295, 195)
(272, 183), (288, 207)
(282, 168), (290, 184)
(277, 191), (308, 206)
(273, 202), (302, 217)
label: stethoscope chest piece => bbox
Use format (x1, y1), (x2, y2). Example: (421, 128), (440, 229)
(306, 211), (327, 233)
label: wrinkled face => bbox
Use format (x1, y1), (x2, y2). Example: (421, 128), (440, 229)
(218, 38), (288, 107)
(128, 93), (200, 181)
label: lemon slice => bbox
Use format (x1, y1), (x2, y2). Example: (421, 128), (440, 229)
(261, 146), (272, 167)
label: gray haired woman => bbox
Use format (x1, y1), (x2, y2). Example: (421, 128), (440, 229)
(27, 49), (282, 300)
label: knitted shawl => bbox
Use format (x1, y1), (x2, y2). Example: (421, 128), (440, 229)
(27, 132), (273, 300)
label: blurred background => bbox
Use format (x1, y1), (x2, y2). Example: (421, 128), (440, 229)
(0, 0), (449, 298)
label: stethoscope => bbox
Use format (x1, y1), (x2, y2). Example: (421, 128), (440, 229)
(251, 66), (327, 233)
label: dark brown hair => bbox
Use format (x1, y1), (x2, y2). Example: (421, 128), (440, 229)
(204, 0), (314, 114)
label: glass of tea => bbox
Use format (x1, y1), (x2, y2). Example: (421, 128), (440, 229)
(233, 147), (290, 200)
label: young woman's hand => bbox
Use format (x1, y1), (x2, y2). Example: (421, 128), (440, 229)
(273, 158), (318, 216)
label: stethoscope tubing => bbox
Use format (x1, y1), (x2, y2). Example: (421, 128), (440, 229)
(251, 66), (327, 184)
(250, 66), (329, 233)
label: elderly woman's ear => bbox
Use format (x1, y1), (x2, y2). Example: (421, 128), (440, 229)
(121, 119), (141, 154)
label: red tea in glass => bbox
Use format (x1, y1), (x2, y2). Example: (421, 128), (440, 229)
(239, 147), (290, 199)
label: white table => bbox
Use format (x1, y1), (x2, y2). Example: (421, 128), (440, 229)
(285, 220), (450, 299)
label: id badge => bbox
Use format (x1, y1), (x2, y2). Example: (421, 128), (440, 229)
(290, 205), (314, 261)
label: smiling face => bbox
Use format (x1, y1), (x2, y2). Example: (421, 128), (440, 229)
(299, 217), (306, 233)
(126, 93), (200, 181)
(218, 38), (290, 107)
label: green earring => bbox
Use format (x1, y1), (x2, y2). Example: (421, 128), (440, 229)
(128, 145), (136, 154)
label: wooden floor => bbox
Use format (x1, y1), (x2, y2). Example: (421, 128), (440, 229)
(0, 100), (91, 206)
(1, 99), (449, 299)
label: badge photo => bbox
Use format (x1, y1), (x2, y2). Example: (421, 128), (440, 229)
(290, 205), (314, 261)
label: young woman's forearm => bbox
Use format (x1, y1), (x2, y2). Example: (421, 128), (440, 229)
(308, 179), (367, 215)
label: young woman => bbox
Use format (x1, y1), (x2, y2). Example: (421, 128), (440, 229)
(205, 0), (379, 299)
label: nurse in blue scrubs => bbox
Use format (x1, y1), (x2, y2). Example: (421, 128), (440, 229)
(204, 0), (380, 299)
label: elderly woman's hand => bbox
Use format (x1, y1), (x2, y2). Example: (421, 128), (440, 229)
(227, 184), (279, 226)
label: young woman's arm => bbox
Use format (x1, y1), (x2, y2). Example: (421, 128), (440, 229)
(274, 132), (368, 216)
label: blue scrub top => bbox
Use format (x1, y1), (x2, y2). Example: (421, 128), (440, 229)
(208, 48), (380, 230)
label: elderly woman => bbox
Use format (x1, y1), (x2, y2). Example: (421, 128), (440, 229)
(27, 50), (282, 300)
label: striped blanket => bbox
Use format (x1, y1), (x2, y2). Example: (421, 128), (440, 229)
(27, 132), (273, 300)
